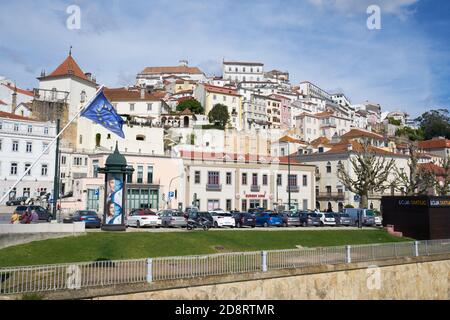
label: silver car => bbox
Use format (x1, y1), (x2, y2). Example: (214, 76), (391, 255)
(159, 210), (187, 228)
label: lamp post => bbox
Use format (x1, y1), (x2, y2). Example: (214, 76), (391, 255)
(167, 174), (183, 209)
(288, 142), (291, 211)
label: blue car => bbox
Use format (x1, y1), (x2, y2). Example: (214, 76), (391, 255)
(63, 210), (101, 228)
(255, 211), (283, 227)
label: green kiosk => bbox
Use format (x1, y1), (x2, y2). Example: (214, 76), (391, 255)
(98, 143), (134, 231)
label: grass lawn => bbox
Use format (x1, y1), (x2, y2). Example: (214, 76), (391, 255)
(0, 229), (411, 267)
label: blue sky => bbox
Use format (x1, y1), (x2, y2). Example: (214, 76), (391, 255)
(0, 0), (449, 116)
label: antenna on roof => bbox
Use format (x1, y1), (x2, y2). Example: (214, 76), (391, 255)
(69, 45), (73, 56)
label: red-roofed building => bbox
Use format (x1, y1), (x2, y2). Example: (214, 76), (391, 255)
(418, 137), (450, 158)
(136, 61), (206, 88)
(0, 81), (34, 114)
(194, 83), (243, 130)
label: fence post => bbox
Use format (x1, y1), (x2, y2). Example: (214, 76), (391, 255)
(146, 258), (153, 283)
(345, 245), (351, 263)
(261, 251), (267, 272)
(414, 241), (419, 257)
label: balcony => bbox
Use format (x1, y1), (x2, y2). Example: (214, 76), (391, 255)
(251, 185), (260, 192)
(33, 88), (69, 103)
(316, 192), (345, 200)
(286, 185), (299, 193)
(320, 122), (336, 129)
(206, 184), (222, 192)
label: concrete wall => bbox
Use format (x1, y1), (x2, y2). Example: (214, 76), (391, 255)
(0, 222), (85, 249)
(96, 256), (450, 300)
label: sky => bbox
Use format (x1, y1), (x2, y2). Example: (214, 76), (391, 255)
(0, 0), (449, 117)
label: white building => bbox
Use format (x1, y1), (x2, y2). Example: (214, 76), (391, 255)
(0, 80), (34, 114)
(223, 61), (264, 83)
(0, 112), (56, 201)
(136, 61), (207, 88)
(331, 93), (351, 108)
(298, 81), (332, 101)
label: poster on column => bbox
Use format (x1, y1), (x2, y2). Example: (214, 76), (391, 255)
(105, 173), (124, 225)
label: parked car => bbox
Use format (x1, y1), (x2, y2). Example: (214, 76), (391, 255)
(299, 211), (321, 227)
(232, 212), (256, 228)
(374, 215), (383, 226)
(6, 197), (29, 206)
(159, 209), (187, 228)
(126, 209), (161, 228)
(334, 213), (352, 226)
(255, 212), (283, 227)
(63, 210), (101, 228)
(318, 213), (336, 226)
(15, 205), (52, 222)
(282, 211), (301, 227)
(210, 210), (235, 228)
(343, 208), (376, 226)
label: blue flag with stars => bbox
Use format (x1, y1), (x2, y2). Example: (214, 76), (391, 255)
(80, 91), (125, 138)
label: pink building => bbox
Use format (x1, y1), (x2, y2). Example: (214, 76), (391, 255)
(269, 94), (292, 129)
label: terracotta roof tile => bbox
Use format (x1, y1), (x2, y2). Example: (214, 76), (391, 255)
(204, 84), (241, 97)
(43, 55), (92, 82)
(1, 83), (34, 97)
(278, 135), (307, 145)
(340, 128), (384, 141)
(310, 136), (331, 148)
(140, 66), (204, 75)
(419, 163), (446, 175)
(0, 111), (40, 122)
(103, 88), (164, 102)
(324, 140), (399, 156)
(418, 138), (450, 149)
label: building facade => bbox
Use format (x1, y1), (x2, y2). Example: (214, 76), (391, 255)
(222, 61), (264, 83)
(0, 112), (56, 200)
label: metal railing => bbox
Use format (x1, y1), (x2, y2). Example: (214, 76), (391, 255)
(0, 239), (449, 295)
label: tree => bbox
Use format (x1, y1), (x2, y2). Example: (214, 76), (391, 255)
(337, 140), (396, 209)
(208, 104), (230, 129)
(435, 156), (450, 196)
(416, 109), (450, 140)
(176, 99), (204, 114)
(388, 117), (401, 126)
(394, 143), (435, 195)
(395, 127), (424, 141)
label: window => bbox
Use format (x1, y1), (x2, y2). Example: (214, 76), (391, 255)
(223, 96), (226, 102)
(80, 90), (86, 103)
(326, 186), (332, 194)
(252, 173), (258, 186)
(127, 171), (133, 183)
(242, 173), (247, 185)
(137, 166), (143, 184)
(79, 135), (83, 144)
(226, 172), (232, 185)
(208, 171), (220, 185)
(241, 199), (247, 212)
(61, 156), (67, 165)
(44, 127), (48, 134)
(84, 158), (88, 166)
(130, 103), (135, 111)
(288, 174), (297, 187)
(13, 123), (19, 131)
(226, 199), (232, 211)
(213, 94), (217, 100)
(27, 125), (32, 133)
(302, 175), (307, 186)
(326, 162), (332, 173)
(194, 171), (200, 184)
(43, 143), (49, 154)
(24, 163), (31, 175)
(147, 103), (152, 111)
(147, 166), (154, 184)
(136, 135), (145, 141)
(0, 139), (2, 151)
(26, 142), (32, 153)
(262, 174), (268, 186)
(12, 141), (19, 152)
(10, 163), (18, 175)
(41, 164), (48, 176)
(0, 122), (2, 130)
(93, 160), (99, 178)
(207, 200), (220, 211)
(277, 174), (282, 186)
(73, 157), (83, 166)
(263, 199), (268, 209)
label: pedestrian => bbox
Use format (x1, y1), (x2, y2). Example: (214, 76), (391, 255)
(31, 210), (39, 223)
(10, 211), (20, 224)
(21, 210), (31, 224)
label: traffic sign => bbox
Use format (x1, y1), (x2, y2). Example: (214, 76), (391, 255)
(94, 189), (99, 196)
(354, 195), (361, 202)
(168, 191), (175, 199)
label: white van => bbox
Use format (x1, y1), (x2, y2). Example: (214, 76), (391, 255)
(343, 208), (376, 226)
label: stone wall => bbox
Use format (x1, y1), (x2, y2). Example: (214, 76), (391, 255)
(95, 256), (450, 300)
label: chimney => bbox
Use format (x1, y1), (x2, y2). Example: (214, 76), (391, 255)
(11, 86), (17, 113)
(85, 72), (92, 81)
(140, 87), (145, 99)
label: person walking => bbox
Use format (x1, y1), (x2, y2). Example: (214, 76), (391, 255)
(10, 211), (20, 224)
(31, 210), (39, 223)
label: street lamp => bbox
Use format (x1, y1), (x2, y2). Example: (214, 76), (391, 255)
(167, 174), (184, 209)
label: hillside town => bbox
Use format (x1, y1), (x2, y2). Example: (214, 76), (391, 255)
(0, 53), (449, 214)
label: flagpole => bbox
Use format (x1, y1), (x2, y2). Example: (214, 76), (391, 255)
(0, 85), (105, 205)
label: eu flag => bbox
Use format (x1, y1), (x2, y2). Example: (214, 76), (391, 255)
(80, 91), (125, 138)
